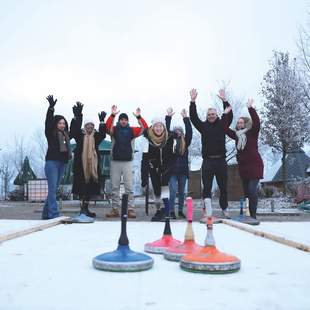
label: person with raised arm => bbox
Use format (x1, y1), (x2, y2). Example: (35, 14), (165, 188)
(42, 95), (71, 219)
(105, 105), (148, 218)
(222, 99), (264, 219)
(189, 88), (232, 221)
(166, 108), (192, 219)
(70, 102), (107, 218)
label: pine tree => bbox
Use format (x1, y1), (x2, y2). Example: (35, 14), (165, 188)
(261, 51), (309, 194)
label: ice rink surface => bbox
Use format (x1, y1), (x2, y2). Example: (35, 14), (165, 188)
(0, 220), (310, 310)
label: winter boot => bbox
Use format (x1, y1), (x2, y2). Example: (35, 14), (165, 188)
(151, 208), (164, 222)
(106, 208), (120, 218)
(128, 209), (137, 219)
(178, 210), (186, 219)
(80, 201), (96, 218)
(170, 211), (177, 219)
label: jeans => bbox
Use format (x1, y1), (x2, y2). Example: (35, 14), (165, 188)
(169, 175), (187, 213)
(201, 158), (228, 211)
(42, 160), (66, 219)
(242, 179), (259, 218)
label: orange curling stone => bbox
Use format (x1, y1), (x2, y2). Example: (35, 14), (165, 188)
(180, 246), (241, 274)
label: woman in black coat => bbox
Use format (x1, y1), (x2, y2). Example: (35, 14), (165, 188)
(70, 102), (106, 217)
(42, 95), (71, 220)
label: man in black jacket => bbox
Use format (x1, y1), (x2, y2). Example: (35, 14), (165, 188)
(189, 88), (232, 220)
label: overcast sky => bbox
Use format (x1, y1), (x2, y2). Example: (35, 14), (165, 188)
(0, 0), (308, 149)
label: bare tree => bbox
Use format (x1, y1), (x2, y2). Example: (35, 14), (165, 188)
(0, 152), (15, 200)
(297, 16), (310, 113)
(10, 135), (31, 174)
(30, 128), (47, 177)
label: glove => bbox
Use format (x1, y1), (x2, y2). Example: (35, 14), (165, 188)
(73, 102), (83, 116)
(46, 95), (57, 108)
(98, 111), (107, 122)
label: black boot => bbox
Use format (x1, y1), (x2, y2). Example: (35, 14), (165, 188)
(178, 210), (186, 219)
(151, 208), (164, 222)
(170, 211), (177, 219)
(80, 201), (96, 218)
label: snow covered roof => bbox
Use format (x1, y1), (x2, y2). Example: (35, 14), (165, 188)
(272, 150), (310, 182)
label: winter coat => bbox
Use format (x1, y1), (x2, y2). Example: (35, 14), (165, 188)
(142, 118), (174, 186)
(165, 116), (192, 177)
(70, 114), (106, 197)
(222, 107), (264, 180)
(45, 107), (71, 163)
(112, 125), (134, 161)
(106, 114), (148, 161)
(189, 101), (232, 159)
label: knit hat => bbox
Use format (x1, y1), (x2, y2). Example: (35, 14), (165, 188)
(151, 117), (165, 126)
(173, 126), (184, 134)
(118, 113), (129, 121)
(84, 119), (95, 126)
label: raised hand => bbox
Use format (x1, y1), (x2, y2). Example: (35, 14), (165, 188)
(181, 108), (188, 118)
(133, 107), (141, 117)
(217, 89), (227, 101)
(247, 98), (254, 108)
(72, 101), (83, 116)
(98, 111), (107, 122)
(190, 88), (198, 102)
(166, 107), (175, 117)
(76, 101), (83, 114)
(46, 95), (57, 108)
(224, 106), (232, 114)
(111, 105), (120, 116)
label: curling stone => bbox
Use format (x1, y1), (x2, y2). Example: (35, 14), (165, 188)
(144, 198), (181, 254)
(93, 194), (154, 272)
(164, 197), (203, 261)
(61, 213), (95, 224)
(232, 198), (260, 225)
(180, 215), (241, 274)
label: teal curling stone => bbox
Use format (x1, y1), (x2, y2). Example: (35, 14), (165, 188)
(62, 213), (95, 224)
(232, 199), (260, 225)
(232, 215), (260, 225)
(93, 194), (154, 272)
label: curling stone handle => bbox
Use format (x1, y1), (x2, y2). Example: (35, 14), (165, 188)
(118, 194), (129, 246)
(186, 197), (193, 222)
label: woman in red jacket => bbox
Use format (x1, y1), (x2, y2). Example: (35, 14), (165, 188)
(222, 99), (264, 219)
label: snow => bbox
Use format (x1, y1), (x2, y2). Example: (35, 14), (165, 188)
(0, 221), (310, 310)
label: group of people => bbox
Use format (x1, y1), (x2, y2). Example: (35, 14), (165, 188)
(42, 88), (264, 222)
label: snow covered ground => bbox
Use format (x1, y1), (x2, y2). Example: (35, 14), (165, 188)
(0, 220), (309, 310)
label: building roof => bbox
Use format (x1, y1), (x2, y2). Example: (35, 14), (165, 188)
(272, 150), (310, 182)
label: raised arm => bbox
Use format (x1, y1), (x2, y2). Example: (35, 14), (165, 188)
(222, 106), (237, 140)
(165, 107), (174, 133)
(218, 89), (233, 126)
(189, 88), (204, 133)
(96, 111), (107, 144)
(247, 98), (260, 133)
(45, 95), (57, 137)
(70, 102), (83, 140)
(131, 108), (148, 137)
(105, 105), (119, 136)
(181, 109), (192, 147)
